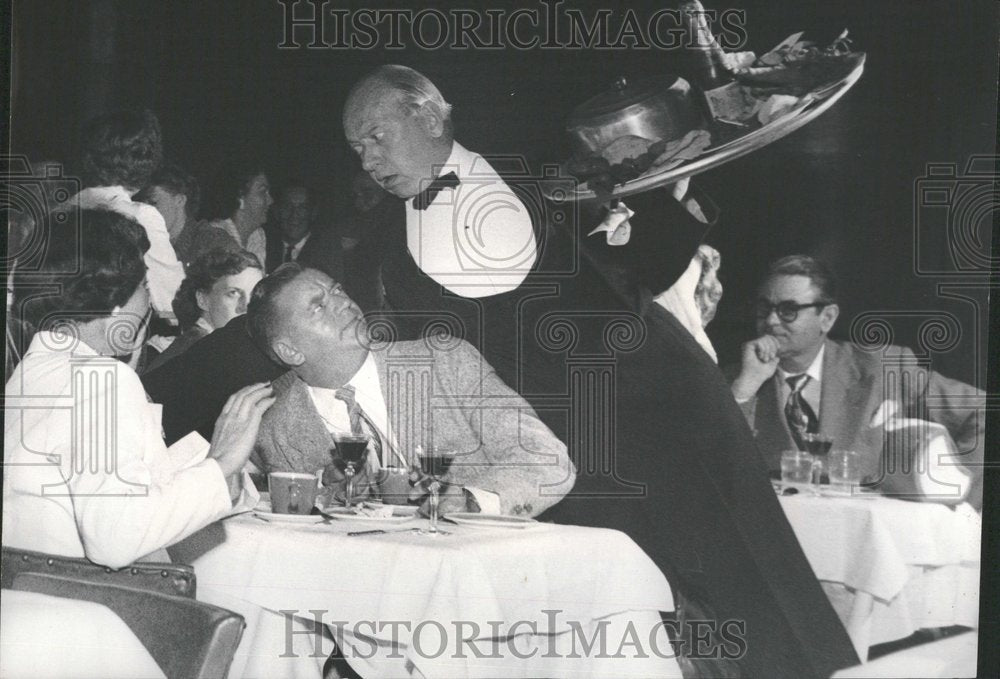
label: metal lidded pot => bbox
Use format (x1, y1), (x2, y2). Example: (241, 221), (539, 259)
(566, 75), (704, 156)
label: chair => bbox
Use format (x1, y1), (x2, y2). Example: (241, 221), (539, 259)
(1, 547), (245, 679)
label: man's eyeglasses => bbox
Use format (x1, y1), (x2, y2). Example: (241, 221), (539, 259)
(754, 300), (831, 323)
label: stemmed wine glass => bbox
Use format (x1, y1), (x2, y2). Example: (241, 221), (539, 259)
(332, 433), (370, 508)
(417, 450), (455, 535)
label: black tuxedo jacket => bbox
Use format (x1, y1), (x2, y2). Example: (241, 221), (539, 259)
(265, 226), (344, 282)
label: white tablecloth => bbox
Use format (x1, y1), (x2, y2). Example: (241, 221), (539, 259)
(171, 514), (681, 678)
(0, 590), (165, 679)
(779, 495), (980, 658)
(832, 631), (977, 678)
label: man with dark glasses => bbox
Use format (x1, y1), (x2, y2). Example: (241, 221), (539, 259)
(729, 255), (984, 508)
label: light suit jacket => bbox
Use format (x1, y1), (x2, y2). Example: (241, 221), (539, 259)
(733, 339), (984, 507)
(253, 337), (574, 517)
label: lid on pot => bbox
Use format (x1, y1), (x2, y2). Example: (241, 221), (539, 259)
(568, 75), (683, 125)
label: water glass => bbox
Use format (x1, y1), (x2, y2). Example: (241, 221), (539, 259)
(780, 450), (814, 489)
(828, 450), (864, 491)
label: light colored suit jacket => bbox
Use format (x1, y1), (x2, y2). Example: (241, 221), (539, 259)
(253, 337), (574, 517)
(733, 339), (984, 507)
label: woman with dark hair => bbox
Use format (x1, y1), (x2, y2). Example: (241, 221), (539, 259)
(73, 109), (185, 322)
(135, 161), (203, 264)
(3, 208), (272, 569)
(188, 159), (273, 267)
(145, 248), (263, 372)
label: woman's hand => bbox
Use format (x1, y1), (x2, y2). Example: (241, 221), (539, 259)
(209, 383), (276, 479)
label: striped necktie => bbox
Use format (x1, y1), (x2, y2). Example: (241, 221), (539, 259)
(334, 385), (384, 466)
(785, 374), (818, 450)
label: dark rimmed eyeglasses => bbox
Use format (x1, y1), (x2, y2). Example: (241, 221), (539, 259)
(754, 300), (831, 323)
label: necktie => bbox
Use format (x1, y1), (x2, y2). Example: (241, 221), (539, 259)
(784, 374), (818, 450)
(411, 171), (460, 211)
(334, 385), (384, 466)
(282, 241), (296, 263)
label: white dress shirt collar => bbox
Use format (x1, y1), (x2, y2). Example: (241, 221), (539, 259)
(306, 353), (396, 467)
(284, 233), (311, 261)
(778, 344), (825, 386)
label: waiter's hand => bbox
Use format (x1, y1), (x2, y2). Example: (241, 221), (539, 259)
(731, 335), (781, 402)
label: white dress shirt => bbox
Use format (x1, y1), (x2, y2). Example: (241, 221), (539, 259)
(283, 233), (311, 263)
(404, 142), (537, 298)
(776, 344), (825, 418)
(307, 353), (398, 470)
(2, 331), (255, 569)
(207, 218), (268, 269)
(307, 353), (501, 512)
(75, 186), (185, 321)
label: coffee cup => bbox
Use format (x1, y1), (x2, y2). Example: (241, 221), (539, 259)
(268, 472), (319, 515)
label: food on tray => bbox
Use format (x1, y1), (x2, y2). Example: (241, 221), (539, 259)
(702, 82), (763, 123)
(734, 30), (862, 95)
(650, 129), (713, 170)
(563, 129), (713, 199)
(757, 94), (801, 125)
(599, 135), (655, 165)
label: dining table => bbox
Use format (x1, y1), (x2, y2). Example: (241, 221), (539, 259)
(778, 491), (981, 661)
(170, 507), (683, 679)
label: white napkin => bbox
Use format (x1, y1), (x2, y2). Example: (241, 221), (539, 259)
(588, 202), (634, 246)
(870, 400), (971, 502)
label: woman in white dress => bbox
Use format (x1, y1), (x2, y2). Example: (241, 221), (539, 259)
(3, 208), (273, 569)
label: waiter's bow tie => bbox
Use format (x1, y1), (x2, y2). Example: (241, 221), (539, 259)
(411, 171), (460, 211)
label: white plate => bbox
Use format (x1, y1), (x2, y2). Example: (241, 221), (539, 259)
(321, 506), (418, 524)
(253, 510), (325, 524)
(444, 512), (538, 529)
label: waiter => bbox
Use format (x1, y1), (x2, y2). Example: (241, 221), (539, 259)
(342, 65), (859, 677)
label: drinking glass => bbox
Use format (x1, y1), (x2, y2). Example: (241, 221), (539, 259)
(417, 452), (455, 535)
(828, 450), (863, 492)
(780, 450), (814, 490)
(802, 433), (833, 486)
(332, 433), (369, 508)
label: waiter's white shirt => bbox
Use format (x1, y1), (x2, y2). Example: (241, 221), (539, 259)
(404, 142), (537, 298)
(776, 345), (825, 417)
(208, 218), (268, 269)
(75, 185), (184, 321)
(2, 331), (256, 569)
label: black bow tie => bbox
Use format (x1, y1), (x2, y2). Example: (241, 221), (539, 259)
(411, 172), (460, 211)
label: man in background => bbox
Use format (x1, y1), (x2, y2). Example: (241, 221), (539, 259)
(266, 181), (343, 281)
(730, 254), (984, 507)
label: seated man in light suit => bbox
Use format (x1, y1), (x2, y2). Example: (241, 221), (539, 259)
(246, 263), (574, 517)
(729, 255), (984, 507)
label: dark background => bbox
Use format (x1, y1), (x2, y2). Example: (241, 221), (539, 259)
(5, 1), (999, 671)
(8, 0), (997, 384)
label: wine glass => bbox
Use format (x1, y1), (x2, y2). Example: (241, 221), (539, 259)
(332, 433), (369, 508)
(417, 451), (455, 535)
